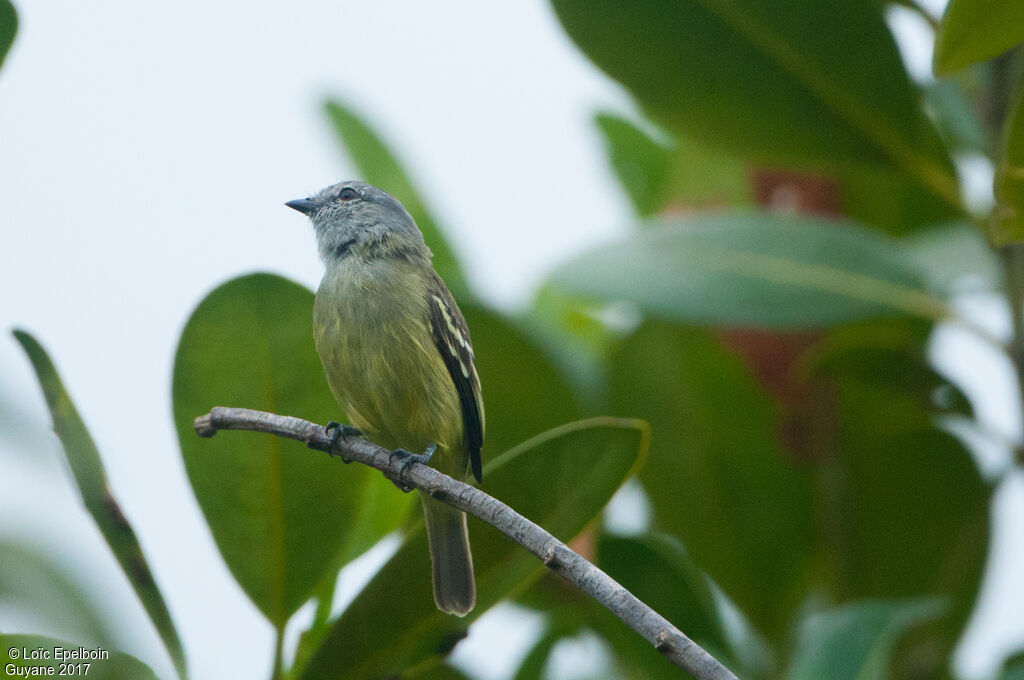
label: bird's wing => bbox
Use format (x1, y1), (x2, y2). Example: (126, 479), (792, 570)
(427, 272), (484, 483)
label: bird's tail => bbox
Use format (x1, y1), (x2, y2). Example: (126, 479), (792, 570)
(422, 495), (475, 616)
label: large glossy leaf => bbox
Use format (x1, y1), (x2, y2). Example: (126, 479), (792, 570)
(594, 109), (956, 234)
(0, 543), (115, 647)
(838, 165), (963, 236)
(993, 78), (1024, 245)
(461, 302), (581, 456)
(934, 0), (1024, 74)
(551, 0), (960, 208)
(802, 317), (974, 418)
(172, 273), (412, 627)
(0, 0), (15, 70)
(1, 634), (159, 680)
(297, 419), (648, 680)
(805, 319), (990, 677)
(598, 533), (725, 654)
(549, 214), (949, 329)
(324, 99), (469, 297)
(609, 322), (816, 639)
(14, 330), (187, 680)
(784, 599), (946, 680)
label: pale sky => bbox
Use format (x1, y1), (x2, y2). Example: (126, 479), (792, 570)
(1, 1), (1022, 679)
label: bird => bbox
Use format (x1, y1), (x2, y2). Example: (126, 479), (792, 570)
(286, 180), (483, 616)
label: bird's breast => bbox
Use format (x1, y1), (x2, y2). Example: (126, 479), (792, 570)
(313, 257), (463, 459)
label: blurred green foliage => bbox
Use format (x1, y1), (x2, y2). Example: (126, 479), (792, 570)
(934, 0), (1024, 74)
(8, 2), (1024, 680)
(999, 651), (1024, 680)
(0, 543), (116, 648)
(550, 215), (950, 327)
(551, 0), (960, 209)
(14, 331), (188, 680)
(610, 322), (816, 640)
(782, 599), (946, 680)
(0, 0), (16, 70)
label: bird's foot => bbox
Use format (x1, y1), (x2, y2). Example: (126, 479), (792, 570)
(325, 421), (361, 463)
(391, 443), (437, 492)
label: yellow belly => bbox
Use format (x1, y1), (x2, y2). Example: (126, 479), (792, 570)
(313, 257), (465, 477)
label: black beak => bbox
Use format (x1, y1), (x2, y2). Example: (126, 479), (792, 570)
(285, 198), (321, 215)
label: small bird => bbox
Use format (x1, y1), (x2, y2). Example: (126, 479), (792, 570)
(286, 181), (483, 616)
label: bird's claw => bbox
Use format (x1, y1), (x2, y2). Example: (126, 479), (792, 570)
(325, 421), (361, 463)
(391, 443), (437, 492)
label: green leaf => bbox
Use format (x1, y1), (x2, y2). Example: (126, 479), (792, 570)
(0, 543), (115, 648)
(172, 273), (413, 627)
(594, 533), (732, 679)
(609, 322), (816, 639)
(838, 165), (963, 236)
(594, 113), (751, 216)
(13, 330), (188, 680)
(598, 534), (726, 654)
(297, 418), (648, 680)
(934, 0), (1024, 74)
(594, 113), (673, 216)
(805, 319), (990, 675)
(993, 78), (1024, 246)
(409, 664), (473, 680)
(784, 599), (946, 680)
(0, 0), (16, 70)
(666, 136), (753, 209)
(548, 214), (949, 329)
(461, 302), (583, 457)
(324, 99), (469, 297)
(551, 0), (960, 208)
(1, 635), (159, 680)
(900, 222), (1003, 293)
(802, 317), (974, 418)
(998, 651), (1024, 680)
(521, 285), (615, 411)
(923, 79), (990, 154)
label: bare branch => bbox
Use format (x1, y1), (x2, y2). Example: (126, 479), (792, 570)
(194, 406), (740, 680)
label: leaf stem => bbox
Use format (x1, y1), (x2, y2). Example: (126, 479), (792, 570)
(310, 579), (336, 640)
(271, 625), (285, 680)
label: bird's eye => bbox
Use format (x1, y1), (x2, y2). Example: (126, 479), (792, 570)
(338, 187), (360, 201)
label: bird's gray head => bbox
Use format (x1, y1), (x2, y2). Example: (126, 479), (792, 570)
(286, 180), (428, 263)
